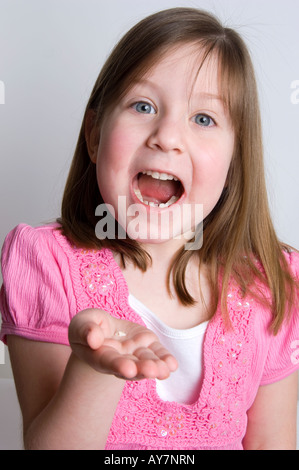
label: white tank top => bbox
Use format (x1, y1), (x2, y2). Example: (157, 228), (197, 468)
(128, 294), (208, 405)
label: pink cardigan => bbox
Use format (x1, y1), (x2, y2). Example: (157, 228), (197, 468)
(1, 224), (299, 450)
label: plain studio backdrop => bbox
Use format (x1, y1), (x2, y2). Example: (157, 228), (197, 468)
(0, 0), (298, 383)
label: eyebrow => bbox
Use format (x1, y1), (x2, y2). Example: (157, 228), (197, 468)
(195, 92), (222, 101)
(130, 78), (161, 93)
(130, 79), (221, 100)
(128, 78), (223, 109)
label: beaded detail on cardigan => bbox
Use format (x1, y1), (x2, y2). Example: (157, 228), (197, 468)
(106, 288), (254, 449)
(53, 230), (256, 450)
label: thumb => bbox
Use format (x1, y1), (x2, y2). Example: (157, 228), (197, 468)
(68, 309), (109, 350)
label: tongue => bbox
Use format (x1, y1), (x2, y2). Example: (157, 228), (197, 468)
(138, 174), (180, 204)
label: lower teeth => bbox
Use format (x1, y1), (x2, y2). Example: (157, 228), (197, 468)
(134, 189), (179, 207)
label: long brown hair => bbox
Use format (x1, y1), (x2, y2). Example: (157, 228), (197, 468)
(57, 7), (298, 333)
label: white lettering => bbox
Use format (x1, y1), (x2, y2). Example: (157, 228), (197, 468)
(95, 197), (204, 250)
(95, 203), (116, 240)
(104, 454), (138, 467)
(290, 80), (299, 104)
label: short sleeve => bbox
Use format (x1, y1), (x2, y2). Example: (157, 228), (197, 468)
(260, 251), (299, 385)
(0, 224), (76, 346)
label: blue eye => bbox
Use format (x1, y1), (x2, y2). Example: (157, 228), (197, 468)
(133, 102), (156, 114)
(194, 114), (215, 127)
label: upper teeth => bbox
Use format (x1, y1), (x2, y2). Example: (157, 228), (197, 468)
(141, 170), (178, 181)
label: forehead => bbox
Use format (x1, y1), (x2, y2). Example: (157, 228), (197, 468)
(134, 42), (220, 98)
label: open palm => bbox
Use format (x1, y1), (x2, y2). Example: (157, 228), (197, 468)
(69, 308), (178, 381)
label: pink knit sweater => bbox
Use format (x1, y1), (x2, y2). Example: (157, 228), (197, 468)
(1, 224), (299, 450)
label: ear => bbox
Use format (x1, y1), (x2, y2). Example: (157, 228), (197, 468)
(85, 109), (100, 163)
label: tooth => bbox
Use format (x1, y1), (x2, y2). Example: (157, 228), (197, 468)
(134, 188), (143, 202)
(157, 196), (179, 209)
(167, 195), (179, 206)
(141, 170), (178, 181)
(135, 177), (180, 208)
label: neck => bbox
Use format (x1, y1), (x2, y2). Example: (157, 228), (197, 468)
(141, 238), (187, 271)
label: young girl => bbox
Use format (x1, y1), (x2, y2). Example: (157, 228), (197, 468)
(1, 7), (299, 450)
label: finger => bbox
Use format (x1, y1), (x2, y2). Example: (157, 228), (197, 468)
(85, 323), (105, 350)
(133, 346), (159, 361)
(68, 309), (114, 348)
(130, 347), (170, 380)
(98, 346), (138, 379)
(149, 342), (178, 371)
(97, 346), (167, 381)
(68, 319), (103, 349)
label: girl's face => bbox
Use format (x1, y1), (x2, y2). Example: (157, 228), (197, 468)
(91, 43), (235, 246)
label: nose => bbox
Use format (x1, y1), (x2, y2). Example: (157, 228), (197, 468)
(146, 115), (185, 154)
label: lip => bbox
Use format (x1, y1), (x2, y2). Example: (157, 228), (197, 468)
(130, 169), (186, 210)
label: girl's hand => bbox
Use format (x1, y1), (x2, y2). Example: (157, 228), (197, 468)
(68, 308), (178, 381)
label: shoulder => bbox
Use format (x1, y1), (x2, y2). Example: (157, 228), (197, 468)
(1, 222), (83, 270)
(1, 223), (61, 279)
(258, 249), (299, 385)
(1, 222), (78, 288)
(243, 248), (299, 387)
(0, 223), (78, 345)
(2, 222), (62, 261)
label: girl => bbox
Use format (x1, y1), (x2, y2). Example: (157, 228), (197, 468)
(1, 8), (299, 450)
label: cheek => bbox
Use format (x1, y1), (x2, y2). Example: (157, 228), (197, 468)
(201, 132), (233, 175)
(191, 137), (233, 205)
(95, 125), (137, 208)
(97, 124), (133, 182)
(205, 157), (231, 186)
(194, 147), (231, 184)
(98, 127), (129, 168)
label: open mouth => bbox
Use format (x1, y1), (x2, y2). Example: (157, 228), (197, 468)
(133, 170), (184, 208)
